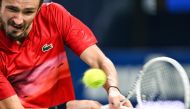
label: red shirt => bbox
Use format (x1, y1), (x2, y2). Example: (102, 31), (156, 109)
(0, 2), (97, 108)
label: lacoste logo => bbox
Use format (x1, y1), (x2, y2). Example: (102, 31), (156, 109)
(42, 43), (53, 52)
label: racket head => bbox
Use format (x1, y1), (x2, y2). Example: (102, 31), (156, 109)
(136, 57), (190, 109)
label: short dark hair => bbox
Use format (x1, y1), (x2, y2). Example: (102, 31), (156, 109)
(0, 0), (44, 8)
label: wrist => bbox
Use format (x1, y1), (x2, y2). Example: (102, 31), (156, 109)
(108, 86), (121, 95)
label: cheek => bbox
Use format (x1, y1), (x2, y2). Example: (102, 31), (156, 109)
(1, 11), (12, 24)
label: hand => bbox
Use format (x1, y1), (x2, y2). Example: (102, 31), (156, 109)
(108, 87), (133, 109)
(66, 100), (102, 109)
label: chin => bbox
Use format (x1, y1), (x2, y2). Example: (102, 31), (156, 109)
(7, 32), (25, 40)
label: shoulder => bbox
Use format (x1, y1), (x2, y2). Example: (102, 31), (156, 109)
(41, 2), (63, 8)
(39, 2), (69, 15)
(36, 2), (70, 23)
(44, 2), (64, 8)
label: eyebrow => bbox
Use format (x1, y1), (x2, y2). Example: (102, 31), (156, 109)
(5, 5), (19, 11)
(5, 5), (36, 11)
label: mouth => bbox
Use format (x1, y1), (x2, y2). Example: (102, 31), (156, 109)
(6, 25), (26, 38)
(8, 25), (26, 35)
(8, 19), (25, 31)
(10, 24), (24, 30)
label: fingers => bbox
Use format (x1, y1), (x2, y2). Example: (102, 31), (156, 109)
(111, 98), (121, 108)
(108, 87), (133, 109)
(109, 96), (126, 109)
(109, 99), (133, 109)
(122, 99), (133, 108)
(109, 92), (122, 108)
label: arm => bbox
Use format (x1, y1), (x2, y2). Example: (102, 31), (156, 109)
(80, 45), (118, 91)
(0, 68), (24, 109)
(66, 100), (101, 109)
(0, 95), (25, 109)
(80, 44), (133, 109)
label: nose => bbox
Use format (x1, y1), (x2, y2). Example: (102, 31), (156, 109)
(12, 13), (24, 26)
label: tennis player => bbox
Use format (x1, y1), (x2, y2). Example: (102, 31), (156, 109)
(0, 0), (133, 109)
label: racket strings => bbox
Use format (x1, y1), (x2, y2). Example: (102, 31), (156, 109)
(140, 62), (185, 102)
(126, 73), (143, 99)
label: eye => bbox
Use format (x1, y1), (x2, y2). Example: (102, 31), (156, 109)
(23, 11), (35, 15)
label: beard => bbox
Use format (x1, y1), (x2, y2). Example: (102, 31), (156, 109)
(6, 26), (29, 41)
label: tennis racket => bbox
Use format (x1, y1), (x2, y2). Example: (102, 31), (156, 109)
(102, 56), (190, 109)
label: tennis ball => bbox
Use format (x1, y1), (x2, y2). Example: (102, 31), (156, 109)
(82, 68), (107, 88)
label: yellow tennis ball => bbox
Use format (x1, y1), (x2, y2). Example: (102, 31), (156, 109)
(82, 68), (107, 88)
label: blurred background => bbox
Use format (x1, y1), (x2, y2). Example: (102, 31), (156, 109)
(45, 0), (190, 107)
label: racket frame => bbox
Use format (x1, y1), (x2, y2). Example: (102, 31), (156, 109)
(136, 57), (190, 109)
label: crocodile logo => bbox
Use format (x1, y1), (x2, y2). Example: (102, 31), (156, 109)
(42, 43), (53, 52)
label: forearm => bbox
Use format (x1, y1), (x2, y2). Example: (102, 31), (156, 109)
(0, 95), (25, 109)
(66, 100), (101, 109)
(80, 45), (119, 93)
(98, 57), (119, 92)
(80, 45), (132, 108)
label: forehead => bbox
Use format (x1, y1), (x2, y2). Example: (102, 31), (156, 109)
(2, 0), (40, 8)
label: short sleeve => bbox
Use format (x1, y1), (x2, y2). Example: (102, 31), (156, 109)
(0, 55), (15, 100)
(0, 72), (16, 100)
(49, 3), (97, 56)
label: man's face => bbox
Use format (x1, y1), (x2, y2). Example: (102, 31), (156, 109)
(0, 0), (40, 40)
